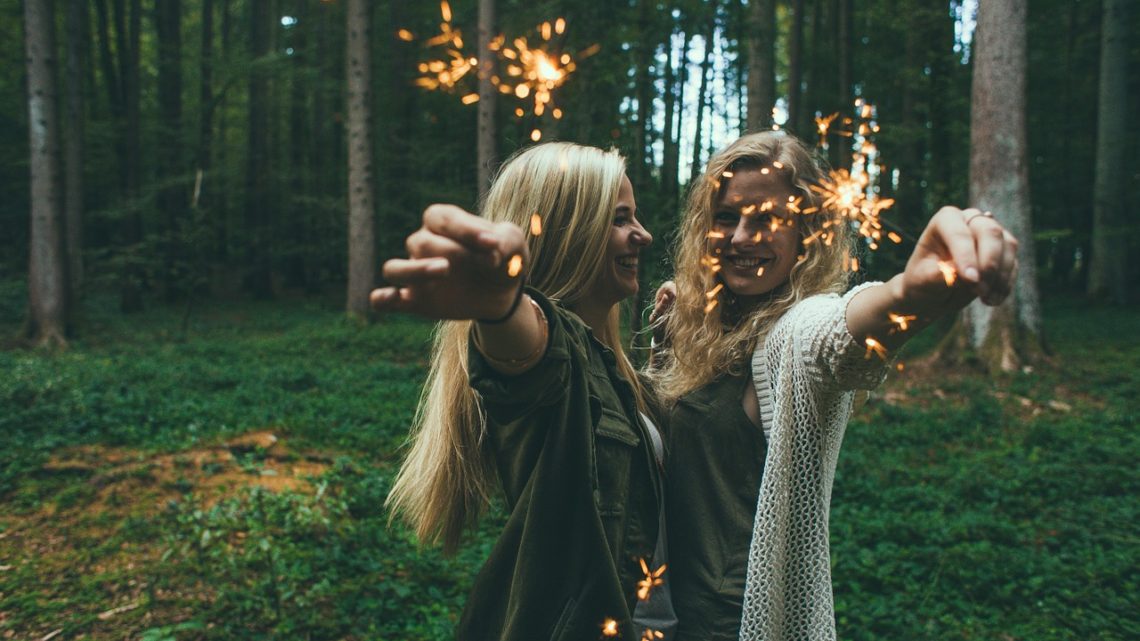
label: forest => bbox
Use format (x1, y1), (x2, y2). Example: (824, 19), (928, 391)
(2, 0), (1138, 639)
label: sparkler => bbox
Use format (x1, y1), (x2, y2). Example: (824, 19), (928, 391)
(507, 254), (523, 277)
(403, 4), (595, 141)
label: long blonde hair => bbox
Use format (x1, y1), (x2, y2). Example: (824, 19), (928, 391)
(651, 132), (852, 403)
(386, 143), (649, 553)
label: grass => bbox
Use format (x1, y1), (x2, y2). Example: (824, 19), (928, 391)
(1, 288), (1137, 640)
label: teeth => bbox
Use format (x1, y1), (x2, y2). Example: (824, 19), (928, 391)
(729, 256), (769, 268)
(617, 257), (639, 268)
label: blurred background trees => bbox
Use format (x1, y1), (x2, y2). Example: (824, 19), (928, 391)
(5, 0), (1138, 344)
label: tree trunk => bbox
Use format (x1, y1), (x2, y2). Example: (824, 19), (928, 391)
(786, 0), (805, 135)
(64, 0), (86, 301)
(24, 0), (69, 346)
(156, 0), (184, 299)
(244, 0), (273, 297)
(837, 0), (852, 119)
(632, 0), (654, 192)
(345, 0), (375, 319)
(690, 3), (716, 184)
(476, 0), (496, 199)
(118, 0), (144, 312)
(663, 25), (687, 208)
(1087, 0), (1129, 303)
(955, 0), (1045, 372)
(196, 0), (214, 209)
(746, 0), (774, 131)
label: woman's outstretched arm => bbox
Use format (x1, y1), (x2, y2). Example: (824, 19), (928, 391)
(846, 206), (1019, 352)
(370, 204), (547, 374)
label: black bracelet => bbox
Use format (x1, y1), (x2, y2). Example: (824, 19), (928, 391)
(477, 277), (527, 324)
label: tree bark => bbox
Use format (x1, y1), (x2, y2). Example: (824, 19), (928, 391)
(476, 0), (496, 199)
(746, 0), (774, 131)
(244, 0), (274, 297)
(64, 0), (86, 300)
(690, 3), (716, 184)
(786, 0), (805, 135)
(156, 0), (185, 299)
(957, 0), (1045, 372)
(345, 0), (376, 319)
(25, 0), (69, 346)
(632, 0), (655, 191)
(1087, 0), (1129, 303)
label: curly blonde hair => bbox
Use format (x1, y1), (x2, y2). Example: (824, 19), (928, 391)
(650, 132), (853, 402)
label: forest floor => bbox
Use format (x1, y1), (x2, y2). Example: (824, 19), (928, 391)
(1, 286), (1136, 641)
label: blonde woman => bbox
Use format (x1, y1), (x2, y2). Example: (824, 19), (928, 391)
(648, 132), (1018, 641)
(372, 143), (675, 641)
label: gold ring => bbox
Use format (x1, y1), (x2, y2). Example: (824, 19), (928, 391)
(964, 210), (993, 225)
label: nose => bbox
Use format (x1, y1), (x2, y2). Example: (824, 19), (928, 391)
(730, 216), (760, 249)
(631, 219), (653, 247)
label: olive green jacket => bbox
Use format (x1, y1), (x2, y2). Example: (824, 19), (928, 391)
(458, 291), (662, 641)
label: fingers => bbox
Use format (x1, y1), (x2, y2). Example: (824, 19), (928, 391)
(971, 216), (1009, 304)
(381, 257), (449, 285)
(930, 207), (982, 285)
(649, 281), (677, 323)
(370, 286), (414, 313)
(422, 204), (502, 253)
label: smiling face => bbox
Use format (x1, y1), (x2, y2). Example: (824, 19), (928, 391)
(709, 166), (802, 300)
(582, 174), (653, 307)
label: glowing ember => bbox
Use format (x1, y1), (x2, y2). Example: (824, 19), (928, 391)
(704, 298), (719, 314)
(636, 558), (667, 601)
(641, 629), (665, 640)
(397, 29), (414, 42)
(896, 362), (905, 372)
(706, 283), (724, 299)
(815, 111), (840, 147)
(507, 254), (523, 277)
(756, 266), (765, 277)
(888, 312), (917, 332)
(937, 260), (957, 286)
(530, 213), (543, 236)
(461, 93), (479, 104)
(601, 618), (619, 637)
(864, 336), (888, 361)
(722, 170), (735, 178)
(530, 128), (542, 142)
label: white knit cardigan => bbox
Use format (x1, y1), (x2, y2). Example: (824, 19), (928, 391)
(738, 283), (889, 641)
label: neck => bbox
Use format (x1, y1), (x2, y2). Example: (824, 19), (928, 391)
(571, 299), (614, 337)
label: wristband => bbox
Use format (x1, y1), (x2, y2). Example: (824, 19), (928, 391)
(477, 277), (527, 324)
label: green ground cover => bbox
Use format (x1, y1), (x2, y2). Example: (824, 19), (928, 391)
(1, 287), (1136, 640)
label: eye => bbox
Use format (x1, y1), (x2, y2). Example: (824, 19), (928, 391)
(713, 210), (738, 226)
(614, 215), (631, 227)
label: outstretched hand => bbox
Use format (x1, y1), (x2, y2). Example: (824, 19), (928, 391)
(370, 205), (529, 320)
(897, 206), (1019, 314)
(649, 281), (677, 346)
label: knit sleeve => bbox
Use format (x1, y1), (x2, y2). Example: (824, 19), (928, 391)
(777, 282), (892, 393)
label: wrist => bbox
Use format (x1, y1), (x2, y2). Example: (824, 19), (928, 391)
(478, 278), (527, 324)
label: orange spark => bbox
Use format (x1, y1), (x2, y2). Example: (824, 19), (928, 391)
(705, 283), (723, 299)
(461, 93), (479, 104)
(864, 337), (888, 361)
(888, 231), (902, 244)
(397, 29), (415, 42)
(440, 0), (452, 22)
(530, 213), (543, 236)
(704, 299), (719, 314)
(601, 618), (619, 637)
(530, 128), (542, 142)
(706, 230), (725, 239)
(641, 630), (665, 640)
(888, 312), (917, 332)
(756, 266), (765, 277)
(507, 254), (523, 277)
(636, 558), (667, 601)
(937, 261), (957, 286)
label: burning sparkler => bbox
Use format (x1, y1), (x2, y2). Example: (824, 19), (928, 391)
(404, 4), (595, 141)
